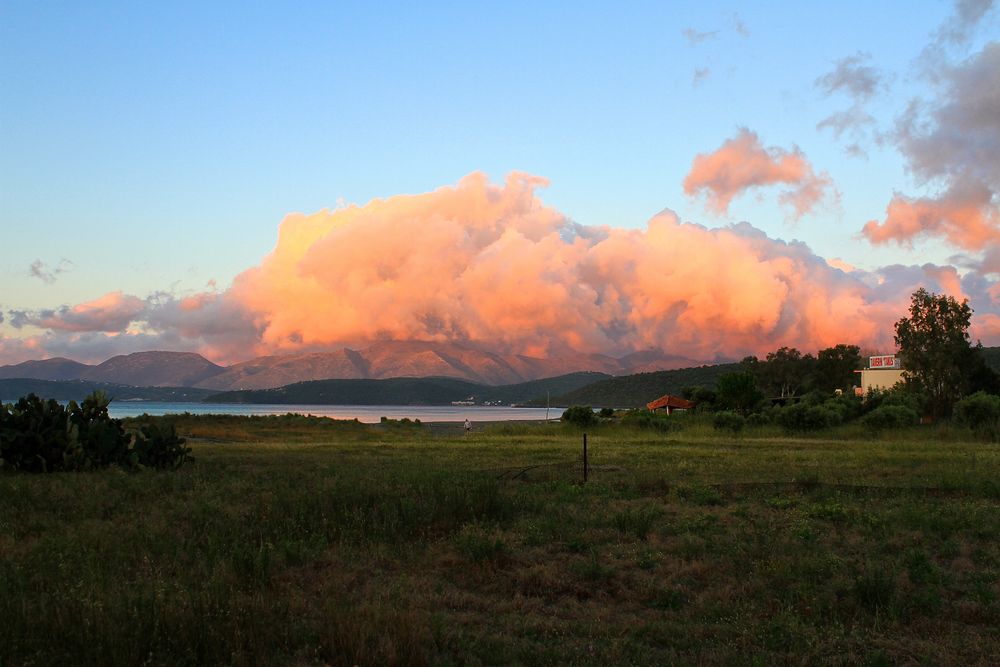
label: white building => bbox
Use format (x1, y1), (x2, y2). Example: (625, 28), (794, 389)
(855, 354), (905, 396)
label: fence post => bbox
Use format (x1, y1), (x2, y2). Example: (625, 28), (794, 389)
(583, 432), (588, 483)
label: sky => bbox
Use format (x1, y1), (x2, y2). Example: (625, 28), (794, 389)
(1, 1), (998, 365)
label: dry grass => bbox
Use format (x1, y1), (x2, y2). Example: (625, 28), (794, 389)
(1, 416), (999, 665)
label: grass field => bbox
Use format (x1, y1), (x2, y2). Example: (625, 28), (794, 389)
(2, 415), (999, 665)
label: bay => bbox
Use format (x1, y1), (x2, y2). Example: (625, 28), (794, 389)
(105, 401), (560, 423)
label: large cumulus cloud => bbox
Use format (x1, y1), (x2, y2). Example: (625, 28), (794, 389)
(4, 172), (997, 366)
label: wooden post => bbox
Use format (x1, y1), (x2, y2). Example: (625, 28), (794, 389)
(583, 433), (588, 483)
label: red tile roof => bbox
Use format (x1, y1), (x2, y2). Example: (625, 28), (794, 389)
(646, 394), (696, 411)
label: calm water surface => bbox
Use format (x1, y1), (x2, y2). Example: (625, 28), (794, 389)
(106, 402), (559, 423)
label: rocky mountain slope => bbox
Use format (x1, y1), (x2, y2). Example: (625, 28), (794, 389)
(0, 342), (704, 390)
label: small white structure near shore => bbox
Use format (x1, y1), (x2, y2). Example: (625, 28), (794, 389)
(855, 354), (905, 396)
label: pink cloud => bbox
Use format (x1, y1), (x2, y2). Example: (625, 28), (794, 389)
(683, 128), (834, 219)
(862, 183), (1000, 250)
(25, 292), (145, 333)
(6, 173), (1000, 367)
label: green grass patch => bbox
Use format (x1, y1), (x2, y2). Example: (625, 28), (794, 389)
(2, 417), (1000, 664)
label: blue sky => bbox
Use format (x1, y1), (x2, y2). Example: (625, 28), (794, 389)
(1, 1), (998, 363)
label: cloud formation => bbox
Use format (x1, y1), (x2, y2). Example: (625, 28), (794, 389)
(863, 43), (1000, 249)
(28, 258), (74, 284)
(815, 53), (887, 157)
(10, 292), (145, 333)
(225, 172), (880, 360)
(5, 173), (999, 366)
(935, 0), (995, 47)
(816, 53), (884, 101)
(682, 28), (719, 45)
(683, 129), (835, 218)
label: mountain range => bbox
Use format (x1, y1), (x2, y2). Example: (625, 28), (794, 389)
(0, 341), (704, 390)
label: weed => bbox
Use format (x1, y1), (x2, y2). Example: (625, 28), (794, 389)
(613, 504), (662, 540)
(806, 500), (850, 523)
(575, 548), (612, 582)
(454, 522), (509, 563)
(676, 485), (723, 506)
(853, 566), (897, 613)
(646, 587), (686, 610)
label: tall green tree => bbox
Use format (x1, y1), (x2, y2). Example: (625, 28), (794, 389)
(814, 344), (862, 393)
(716, 370), (764, 415)
(757, 347), (815, 398)
(894, 288), (974, 418)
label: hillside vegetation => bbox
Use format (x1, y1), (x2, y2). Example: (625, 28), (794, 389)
(0, 378), (216, 403)
(205, 371), (610, 406)
(535, 363), (742, 408)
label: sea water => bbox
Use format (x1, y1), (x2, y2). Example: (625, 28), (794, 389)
(104, 401), (559, 423)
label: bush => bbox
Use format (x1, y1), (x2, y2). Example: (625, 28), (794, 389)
(713, 411), (745, 434)
(620, 409), (684, 433)
(0, 391), (191, 472)
(954, 391), (1000, 436)
(598, 407), (615, 419)
(775, 403), (840, 432)
(862, 386), (924, 416)
(561, 405), (598, 427)
(822, 394), (863, 422)
(861, 405), (919, 432)
(131, 421), (193, 470)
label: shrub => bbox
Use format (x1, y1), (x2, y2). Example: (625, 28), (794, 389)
(598, 407), (615, 419)
(713, 411), (745, 434)
(822, 394), (863, 422)
(620, 409), (683, 433)
(561, 405), (598, 427)
(775, 403), (840, 432)
(131, 421), (193, 469)
(0, 391), (191, 472)
(861, 404), (919, 432)
(954, 391), (1000, 435)
(0, 394), (79, 472)
(863, 386), (925, 416)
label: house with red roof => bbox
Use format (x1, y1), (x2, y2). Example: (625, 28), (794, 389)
(646, 394), (696, 415)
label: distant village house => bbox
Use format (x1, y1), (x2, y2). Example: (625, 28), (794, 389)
(646, 394), (695, 415)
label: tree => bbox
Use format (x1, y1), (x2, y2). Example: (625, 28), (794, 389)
(561, 405), (598, 427)
(894, 288), (974, 419)
(756, 347), (815, 398)
(715, 370), (764, 415)
(814, 344), (862, 393)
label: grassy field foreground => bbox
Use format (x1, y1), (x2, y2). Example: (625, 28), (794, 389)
(2, 416), (1000, 665)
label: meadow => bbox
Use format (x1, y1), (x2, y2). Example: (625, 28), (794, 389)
(1, 414), (999, 666)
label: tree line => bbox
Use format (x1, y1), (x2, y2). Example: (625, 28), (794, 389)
(564, 288), (1000, 436)
(689, 288), (1000, 428)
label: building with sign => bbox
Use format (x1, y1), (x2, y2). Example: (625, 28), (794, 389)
(854, 354), (905, 396)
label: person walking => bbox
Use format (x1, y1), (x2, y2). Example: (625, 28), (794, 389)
(464, 418), (472, 434)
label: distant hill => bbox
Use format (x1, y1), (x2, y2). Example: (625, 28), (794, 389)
(0, 379), (217, 403)
(204, 371), (611, 406)
(0, 357), (93, 381)
(1, 343), (700, 390)
(4, 344), (996, 398)
(534, 363), (742, 409)
(81, 351), (225, 387)
(196, 342), (696, 390)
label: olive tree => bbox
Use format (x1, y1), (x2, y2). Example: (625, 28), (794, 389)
(894, 288), (974, 419)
